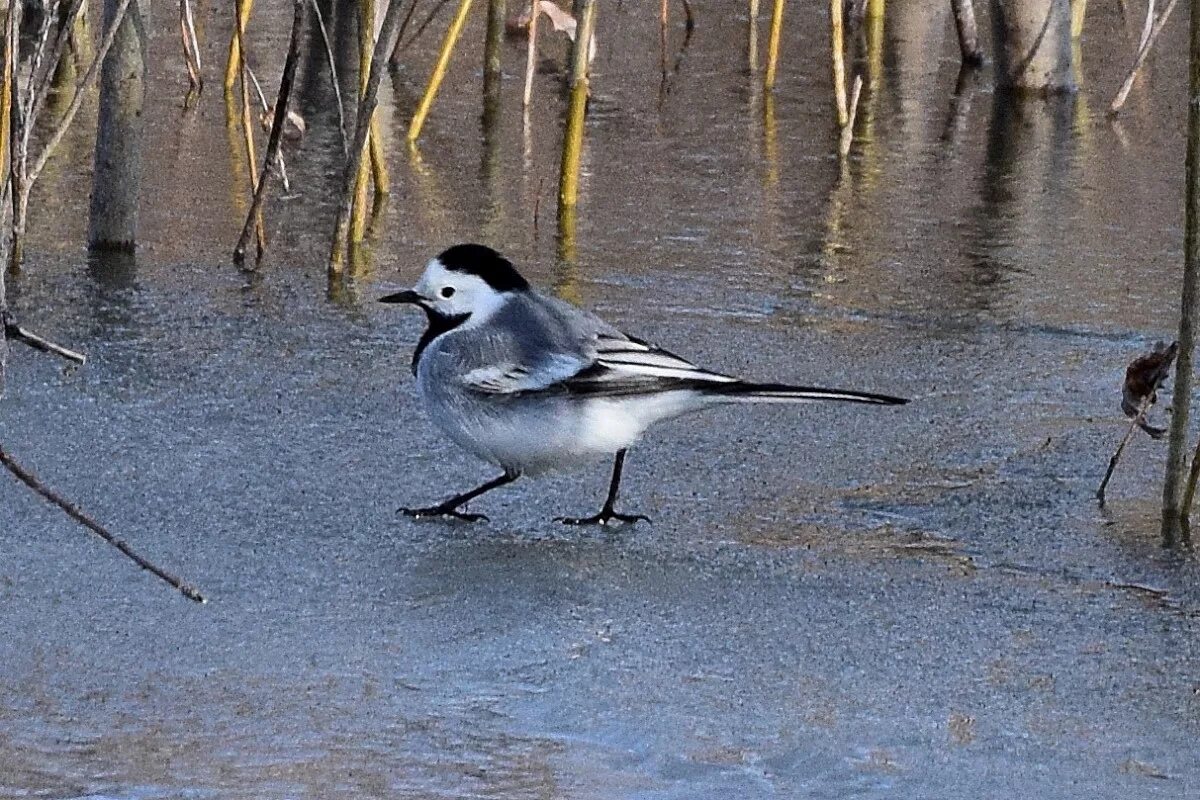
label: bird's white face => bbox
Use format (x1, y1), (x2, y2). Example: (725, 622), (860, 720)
(412, 258), (510, 324)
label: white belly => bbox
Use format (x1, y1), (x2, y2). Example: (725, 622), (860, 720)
(426, 390), (706, 475)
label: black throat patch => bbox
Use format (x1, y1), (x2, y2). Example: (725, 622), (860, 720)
(436, 244), (530, 293)
(412, 308), (470, 374)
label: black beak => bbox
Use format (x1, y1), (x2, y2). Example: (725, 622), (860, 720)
(378, 289), (425, 306)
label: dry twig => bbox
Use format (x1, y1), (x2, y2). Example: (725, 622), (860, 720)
(2, 315), (87, 365)
(180, 0), (204, 100)
(0, 443), (205, 602)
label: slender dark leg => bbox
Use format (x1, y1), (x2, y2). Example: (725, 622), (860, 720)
(556, 449), (650, 526)
(400, 471), (519, 522)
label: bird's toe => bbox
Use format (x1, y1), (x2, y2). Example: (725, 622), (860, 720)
(399, 505), (488, 523)
(555, 510), (649, 526)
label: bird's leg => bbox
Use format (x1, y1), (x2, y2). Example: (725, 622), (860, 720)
(557, 449), (650, 526)
(400, 471), (519, 522)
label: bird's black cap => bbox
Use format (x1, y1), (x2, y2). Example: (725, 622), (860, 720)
(436, 244), (530, 293)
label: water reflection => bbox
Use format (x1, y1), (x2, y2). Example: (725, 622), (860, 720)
(83, 249), (139, 345)
(972, 92), (1078, 311)
(938, 66), (980, 152)
(86, 248), (138, 296)
(480, 67), (506, 240)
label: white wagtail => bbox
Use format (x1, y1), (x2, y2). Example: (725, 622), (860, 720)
(380, 244), (907, 524)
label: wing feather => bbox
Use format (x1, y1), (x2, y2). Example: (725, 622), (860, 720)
(458, 314), (731, 398)
(568, 332), (737, 393)
(461, 353), (587, 394)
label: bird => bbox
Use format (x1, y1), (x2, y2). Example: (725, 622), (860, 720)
(379, 244), (908, 525)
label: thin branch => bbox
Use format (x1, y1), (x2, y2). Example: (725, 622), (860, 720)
(241, 61), (290, 192)
(522, 0), (538, 107)
(28, 0), (89, 127)
(22, 0), (58, 157)
(389, 0), (422, 65)
(403, 0), (452, 51)
(245, 61), (269, 111)
(180, 0), (204, 98)
(234, 0), (306, 264)
(0, 443), (205, 602)
(2, 315), (86, 364)
(1097, 391), (1157, 505)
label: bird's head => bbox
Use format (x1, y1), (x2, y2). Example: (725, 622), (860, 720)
(379, 244), (529, 325)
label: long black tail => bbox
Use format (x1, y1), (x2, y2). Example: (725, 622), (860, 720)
(705, 381), (908, 406)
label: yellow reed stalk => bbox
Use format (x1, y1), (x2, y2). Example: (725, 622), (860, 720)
(408, 0), (475, 143)
(558, 0), (595, 212)
(763, 91), (778, 189)
(764, 0), (784, 91)
(225, 0), (254, 92)
(224, 92), (250, 223)
(352, 0), (376, 242)
(369, 117), (388, 194)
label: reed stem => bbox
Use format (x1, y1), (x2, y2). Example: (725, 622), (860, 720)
(558, 0), (595, 212)
(748, 0), (760, 72)
(407, 0), (475, 143)
(352, 0), (377, 242)
(830, 0), (847, 126)
(764, 0), (783, 91)
(1161, 0), (1200, 546)
(225, 0), (254, 92)
(523, 0), (539, 107)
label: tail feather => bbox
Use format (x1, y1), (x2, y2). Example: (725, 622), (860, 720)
(708, 381), (908, 406)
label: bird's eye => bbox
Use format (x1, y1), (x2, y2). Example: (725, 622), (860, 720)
(440, 286), (456, 298)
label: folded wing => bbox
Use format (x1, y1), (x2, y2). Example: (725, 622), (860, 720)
(459, 331), (736, 397)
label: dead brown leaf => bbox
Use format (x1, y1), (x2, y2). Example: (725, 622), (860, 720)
(505, 2), (596, 62)
(259, 109), (307, 141)
(1121, 340), (1177, 439)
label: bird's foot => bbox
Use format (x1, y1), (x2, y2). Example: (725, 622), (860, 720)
(555, 508), (650, 526)
(398, 504), (488, 523)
